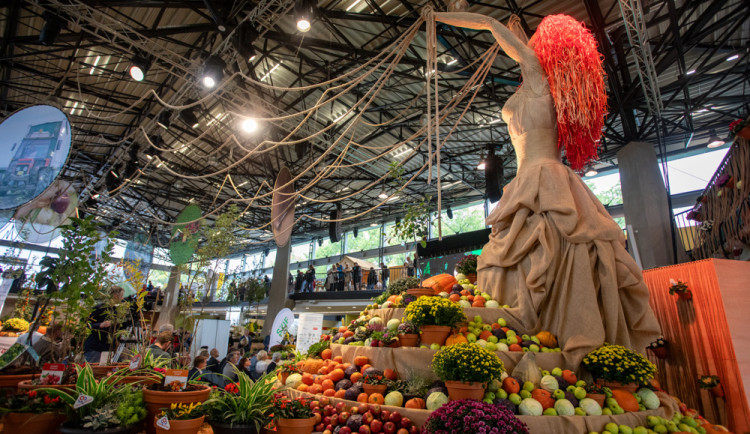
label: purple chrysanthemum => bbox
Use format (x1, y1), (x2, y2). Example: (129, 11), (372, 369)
(423, 399), (528, 434)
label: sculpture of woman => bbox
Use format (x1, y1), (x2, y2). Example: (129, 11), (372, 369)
(433, 12), (661, 366)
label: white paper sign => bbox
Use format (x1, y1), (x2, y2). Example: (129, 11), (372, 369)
(0, 279), (11, 313)
(73, 394), (94, 409)
(156, 416), (170, 430)
(99, 351), (110, 365)
(296, 313), (324, 354)
(163, 369), (188, 390)
(129, 354), (141, 371)
(40, 363), (65, 385)
(269, 308), (295, 349)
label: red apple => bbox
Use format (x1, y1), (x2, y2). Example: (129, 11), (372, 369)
(397, 429), (409, 434)
(323, 431), (333, 434)
(370, 404), (382, 417)
(339, 411), (351, 424)
(400, 417), (412, 429)
(311, 400), (320, 409)
(383, 422), (397, 434)
(359, 426), (372, 434)
(370, 419), (383, 433)
(336, 401), (347, 413)
(323, 416), (332, 426)
(314, 413), (322, 424)
(320, 397), (331, 406)
(362, 411), (375, 425)
(389, 412), (402, 425)
(359, 403), (370, 414)
(340, 428), (352, 434)
(380, 410), (391, 422)
(331, 414), (339, 427)
(409, 427), (418, 434)
(350, 406), (359, 415)
(326, 424), (333, 432)
(323, 405), (335, 416)
(315, 423), (325, 432)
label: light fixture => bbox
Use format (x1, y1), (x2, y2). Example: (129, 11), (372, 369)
(179, 101), (200, 129)
(317, 238), (323, 247)
(295, 0), (314, 32)
(477, 160), (486, 170)
(369, 222), (378, 227)
(157, 111), (171, 129)
(202, 55), (225, 88)
(129, 55), (150, 81)
(241, 118), (258, 133)
(378, 189), (388, 199)
(447, 206), (453, 219)
(39, 12), (62, 46)
(585, 166), (598, 177)
(686, 69), (696, 75)
(707, 130), (725, 148)
(726, 54), (739, 62)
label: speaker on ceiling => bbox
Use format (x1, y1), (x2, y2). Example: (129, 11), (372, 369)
(485, 151), (504, 203)
(329, 206), (342, 243)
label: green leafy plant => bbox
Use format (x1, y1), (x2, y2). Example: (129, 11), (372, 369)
(202, 366), (276, 430)
(389, 195), (431, 248)
(404, 296), (465, 328)
(432, 343), (505, 384)
(363, 374), (389, 386)
(582, 343), (657, 386)
(306, 339), (330, 359)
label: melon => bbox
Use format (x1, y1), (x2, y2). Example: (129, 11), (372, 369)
(384, 391), (404, 407)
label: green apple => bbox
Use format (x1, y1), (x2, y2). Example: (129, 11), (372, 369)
(496, 389), (508, 400)
(522, 347), (529, 352)
(575, 407), (586, 416)
(530, 336), (540, 345)
(430, 343), (441, 350)
(541, 370), (550, 376)
(497, 318), (507, 327)
(541, 347), (550, 352)
(553, 389), (566, 400)
(522, 381), (535, 392)
(509, 393), (522, 405)
(566, 385), (576, 393)
(602, 407), (612, 415)
(604, 423), (619, 434)
(653, 425), (667, 434)
(573, 387), (587, 400)
(529, 344), (540, 352)
(466, 333), (477, 343)
(521, 334), (530, 341)
(505, 330), (516, 338)
(633, 428), (648, 434)
(542, 408), (558, 416)
(485, 342), (497, 351)
(474, 315), (483, 323)
(502, 304), (510, 308)
(483, 324), (492, 331)
(499, 338), (507, 345)
(575, 380), (587, 388)
(619, 426), (633, 434)
(551, 367), (563, 377)
(420, 345), (429, 349)
(484, 391), (496, 401)
(488, 336), (498, 344)
(506, 336), (518, 345)
(460, 295), (468, 301)
(483, 398), (493, 404)
(520, 389), (531, 399)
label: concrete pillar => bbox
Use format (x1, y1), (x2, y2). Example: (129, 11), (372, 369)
(618, 142), (687, 268)
(154, 266), (181, 331)
(262, 241), (294, 338)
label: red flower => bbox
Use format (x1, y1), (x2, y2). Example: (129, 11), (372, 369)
(224, 383), (239, 394)
(27, 390), (37, 398)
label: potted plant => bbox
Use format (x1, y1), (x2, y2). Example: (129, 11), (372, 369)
(0, 317), (30, 337)
(432, 343), (504, 401)
(378, 330), (400, 348)
(272, 394), (315, 434)
(362, 373), (389, 396)
(668, 279), (692, 301)
(154, 402), (204, 434)
(202, 368), (276, 434)
(277, 362), (301, 386)
(647, 337), (668, 359)
(142, 375), (211, 434)
(404, 296), (465, 347)
(43, 364), (147, 433)
(0, 389), (67, 433)
(114, 348), (169, 386)
(582, 343), (657, 392)
(583, 382), (611, 407)
(424, 399), (528, 433)
(397, 322), (419, 347)
(455, 254), (479, 284)
(699, 375), (723, 398)
(19, 362), (79, 391)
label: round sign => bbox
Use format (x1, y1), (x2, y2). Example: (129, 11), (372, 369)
(169, 204), (202, 265)
(0, 105), (72, 210)
(14, 180), (78, 243)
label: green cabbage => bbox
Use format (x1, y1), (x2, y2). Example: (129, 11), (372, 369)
(554, 399), (575, 416)
(519, 398), (544, 416)
(426, 392), (449, 411)
(637, 388), (660, 410)
(578, 397), (603, 415)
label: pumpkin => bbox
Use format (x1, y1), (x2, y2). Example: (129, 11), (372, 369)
(321, 349), (332, 360)
(302, 359), (325, 374)
(535, 331), (558, 348)
(611, 389), (639, 412)
(422, 274), (458, 295)
(502, 377), (520, 394)
(354, 356), (369, 367)
(37, 326), (47, 335)
(531, 389), (555, 410)
(445, 334), (468, 346)
(405, 398), (425, 409)
(368, 393), (385, 405)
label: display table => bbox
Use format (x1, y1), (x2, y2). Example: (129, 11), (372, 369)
(369, 307), (524, 331)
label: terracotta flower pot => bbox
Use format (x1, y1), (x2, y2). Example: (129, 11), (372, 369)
(738, 125), (750, 140)
(444, 380), (486, 401)
(59, 425), (135, 434)
(677, 290), (693, 301)
(276, 416), (316, 434)
(595, 379), (639, 393)
(278, 371), (290, 385)
(363, 384), (387, 395)
(420, 325), (451, 347)
(710, 384), (725, 398)
(0, 374), (38, 391)
(208, 421), (260, 434)
(2, 412), (65, 434)
(142, 385), (211, 434)
(406, 287), (434, 297)
(388, 341), (400, 348)
(585, 393), (606, 407)
(91, 363), (128, 378)
(465, 273), (477, 284)
(17, 380), (75, 392)
(155, 416), (205, 434)
(114, 375), (161, 386)
(649, 346), (668, 359)
(399, 334), (419, 347)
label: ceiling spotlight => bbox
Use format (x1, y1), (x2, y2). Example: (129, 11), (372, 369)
(202, 55), (225, 88)
(295, 0), (314, 32)
(584, 167), (598, 177)
(447, 206), (453, 220)
(707, 130), (725, 148)
(179, 101), (200, 129)
(726, 54), (739, 62)
(378, 189), (388, 199)
(241, 118), (258, 133)
(39, 11), (62, 46)
(477, 160), (486, 171)
(369, 222), (378, 227)
(157, 111), (171, 129)
(129, 56), (150, 81)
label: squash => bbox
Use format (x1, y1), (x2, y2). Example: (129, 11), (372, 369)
(422, 274), (458, 295)
(405, 398), (425, 409)
(531, 389), (555, 410)
(302, 359), (325, 374)
(354, 355), (369, 367)
(502, 377), (520, 394)
(445, 334), (468, 346)
(611, 389), (639, 412)
(535, 330), (558, 348)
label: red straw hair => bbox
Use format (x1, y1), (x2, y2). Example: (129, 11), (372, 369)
(533, 15), (607, 171)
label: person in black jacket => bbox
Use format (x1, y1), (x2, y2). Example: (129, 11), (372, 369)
(304, 265), (316, 293)
(351, 263), (362, 291)
(206, 348), (221, 373)
(380, 263), (389, 290)
(188, 355), (208, 381)
(367, 267), (378, 290)
(83, 286), (131, 363)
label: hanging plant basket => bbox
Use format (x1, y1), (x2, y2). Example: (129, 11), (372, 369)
(678, 290), (693, 301)
(710, 384), (725, 398)
(648, 346), (668, 359)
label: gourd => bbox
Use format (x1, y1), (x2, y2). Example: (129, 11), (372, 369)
(369, 317), (383, 326)
(536, 330), (558, 348)
(445, 334), (468, 346)
(405, 398), (425, 409)
(578, 397), (603, 415)
(611, 389), (640, 412)
(554, 399), (575, 416)
(512, 352), (542, 387)
(426, 392), (449, 411)
(422, 274), (458, 295)
(502, 377), (520, 394)
(354, 355), (369, 367)
(302, 359), (325, 374)
(518, 398), (543, 416)
(636, 388), (660, 410)
(531, 389), (555, 410)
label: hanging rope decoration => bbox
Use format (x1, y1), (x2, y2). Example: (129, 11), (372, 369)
(55, 7), (502, 243)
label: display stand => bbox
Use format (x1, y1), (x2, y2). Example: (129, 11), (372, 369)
(642, 258), (750, 432)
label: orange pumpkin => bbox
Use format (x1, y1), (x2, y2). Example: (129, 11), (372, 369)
(330, 369), (345, 382)
(357, 393), (369, 403)
(354, 356), (369, 367)
(535, 331), (558, 348)
(384, 369), (397, 381)
(531, 389), (555, 410)
(368, 393), (385, 405)
(445, 334), (468, 346)
(611, 389), (639, 412)
(350, 372), (363, 383)
(301, 373), (315, 386)
(422, 274), (458, 295)
(343, 331), (355, 338)
(335, 389), (347, 399)
(502, 377), (520, 394)
(405, 398), (425, 409)
(303, 359), (325, 374)
(561, 370), (577, 385)
(37, 326), (47, 335)
(321, 349), (332, 360)
(323, 388), (336, 397)
(333, 356), (344, 363)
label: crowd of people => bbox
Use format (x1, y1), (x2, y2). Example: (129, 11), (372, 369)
(290, 256), (417, 293)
